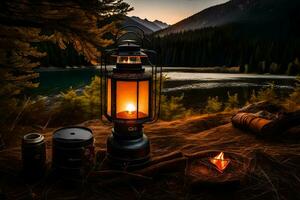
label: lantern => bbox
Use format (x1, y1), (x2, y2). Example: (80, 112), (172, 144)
(100, 27), (162, 168)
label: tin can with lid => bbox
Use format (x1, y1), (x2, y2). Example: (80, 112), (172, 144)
(22, 133), (46, 179)
(52, 127), (95, 178)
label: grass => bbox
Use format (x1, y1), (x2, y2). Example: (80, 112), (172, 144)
(1, 110), (300, 200)
(204, 78), (300, 114)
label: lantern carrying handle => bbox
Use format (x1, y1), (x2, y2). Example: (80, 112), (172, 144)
(115, 25), (146, 47)
(141, 49), (163, 124)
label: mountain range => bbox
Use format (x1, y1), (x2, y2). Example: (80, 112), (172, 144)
(123, 16), (169, 34)
(149, 0), (300, 72)
(157, 0), (300, 36)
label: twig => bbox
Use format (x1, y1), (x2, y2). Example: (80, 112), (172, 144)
(56, 197), (79, 200)
(90, 170), (152, 180)
(42, 179), (63, 200)
(128, 183), (145, 200)
(42, 115), (52, 131)
(245, 190), (270, 200)
(150, 151), (183, 165)
(259, 167), (280, 200)
(137, 157), (187, 176)
(10, 97), (31, 132)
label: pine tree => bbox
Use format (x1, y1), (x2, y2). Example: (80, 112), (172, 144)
(0, 0), (132, 122)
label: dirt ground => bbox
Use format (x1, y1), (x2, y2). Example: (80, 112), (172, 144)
(1, 113), (300, 200)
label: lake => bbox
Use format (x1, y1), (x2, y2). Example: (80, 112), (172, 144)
(33, 67), (296, 111)
(163, 72), (295, 110)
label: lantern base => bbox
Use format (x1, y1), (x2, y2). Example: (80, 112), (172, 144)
(106, 133), (151, 169)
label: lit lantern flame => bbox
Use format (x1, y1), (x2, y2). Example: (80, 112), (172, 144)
(126, 103), (136, 114)
(209, 152), (230, 173)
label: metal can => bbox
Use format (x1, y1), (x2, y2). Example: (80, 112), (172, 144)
(22, 133), (46, 179)
(52, 127), (95, 178)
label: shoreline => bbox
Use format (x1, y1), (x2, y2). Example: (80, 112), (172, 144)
(36, 66), (297, 77)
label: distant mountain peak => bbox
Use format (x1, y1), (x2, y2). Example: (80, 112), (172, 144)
(153, 20), (169, 29)
(123, 16), (169, 34)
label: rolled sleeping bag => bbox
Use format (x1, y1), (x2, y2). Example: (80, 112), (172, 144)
(232, 113), (273, 136)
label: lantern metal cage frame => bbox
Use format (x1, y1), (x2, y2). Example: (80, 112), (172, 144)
(99, 26), (163, 125)
(99, 26), (163, 168)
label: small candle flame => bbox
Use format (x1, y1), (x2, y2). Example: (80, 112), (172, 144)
(126, 103), (136, 114)
(210, 152), (230, 173)
(215, 152), (225, 160)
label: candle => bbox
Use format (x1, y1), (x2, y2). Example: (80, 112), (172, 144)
(116, 103), (147, 119)
(209, 152), (230, 173)
(126, 103), (136, 115)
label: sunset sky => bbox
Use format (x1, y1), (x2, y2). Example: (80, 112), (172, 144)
(125, 0), (229, 25)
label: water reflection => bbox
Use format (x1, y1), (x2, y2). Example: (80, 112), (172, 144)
(163, 82), (294, 93)
(164, 72), (295, 81)
(163, 72), (296, 111)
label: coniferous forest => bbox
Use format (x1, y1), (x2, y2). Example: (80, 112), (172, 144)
(152, 22), (300, 74)
(33, 21), (300, 75)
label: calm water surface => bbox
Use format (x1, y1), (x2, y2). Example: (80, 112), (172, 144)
(33, 68), (296, 110)
(164, 72), (295, 110)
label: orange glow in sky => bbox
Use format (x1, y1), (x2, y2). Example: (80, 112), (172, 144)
(125, 0), (229, 25)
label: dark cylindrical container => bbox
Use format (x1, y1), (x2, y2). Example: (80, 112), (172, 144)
(52, 127), (94, 178)
(22, 133), (46, 179)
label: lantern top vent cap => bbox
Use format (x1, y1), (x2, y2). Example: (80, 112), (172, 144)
(112, 40), (147, 57)
(119, 40), (138, 45)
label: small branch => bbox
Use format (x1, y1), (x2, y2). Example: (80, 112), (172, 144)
(10, 97), (30, 132)
(149, 151), (183, 165)
(137, 157), (187, 177)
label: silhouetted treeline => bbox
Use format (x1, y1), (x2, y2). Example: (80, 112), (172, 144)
(37, 42), (89, 67)
(152, 23), (300, 75)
